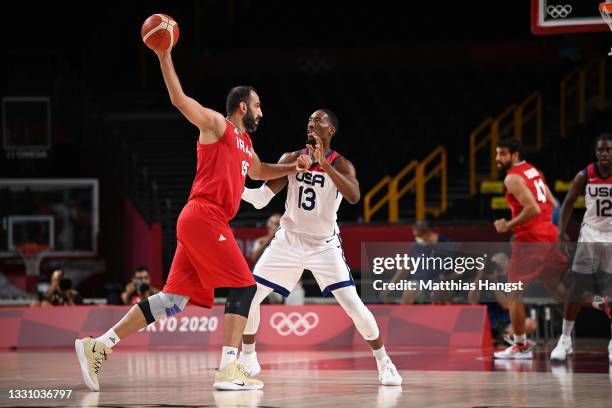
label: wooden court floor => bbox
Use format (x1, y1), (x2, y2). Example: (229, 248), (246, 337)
(0, 346), (611, 407)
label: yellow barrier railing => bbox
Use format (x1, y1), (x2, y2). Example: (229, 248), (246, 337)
(389, 160), (418, 223)
(416, 146), (447, 221)
(469, 92), (542, 196)
(560, 58), (607, 138)
(469, 117), (493, 196)
(515, 91), (542, 150)
(363, 176), (391, 223)
(364, 147), (447, 222)
(491, 104), (517, 179)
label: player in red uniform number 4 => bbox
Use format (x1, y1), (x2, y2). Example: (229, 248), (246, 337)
(492, 138), (566, 359)
(74, 46), (311, 391)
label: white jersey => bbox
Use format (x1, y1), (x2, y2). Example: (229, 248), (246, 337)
(280, 149), (344, 238)
(582, 163), (612, 234)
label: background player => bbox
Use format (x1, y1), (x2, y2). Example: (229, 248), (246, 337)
(240, 109), (402, 385)
(492, 138), (562, 359)
(75, 46), (311, 391)
(550, 133), (612, 362)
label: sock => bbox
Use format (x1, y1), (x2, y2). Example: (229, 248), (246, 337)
(372, 345), (389, 362)
(96, 329), (120, 349)
(514, 333), (526, 345)
(220, 346), (238, 368)
(242, 342), (256, 354)
(562, 319), (575, 337)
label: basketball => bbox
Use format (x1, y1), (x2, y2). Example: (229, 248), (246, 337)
(141, 14), (179, 52)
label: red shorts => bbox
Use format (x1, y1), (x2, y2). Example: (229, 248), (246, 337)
(508, 223), (568, 285)
(162, 198), (255, 308)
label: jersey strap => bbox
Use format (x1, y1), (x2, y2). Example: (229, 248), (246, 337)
(310, 150), (341, 172)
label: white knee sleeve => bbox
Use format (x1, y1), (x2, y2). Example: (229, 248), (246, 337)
(244, 284), (273, 335)
(148, 292), (189, 321)
(333, 286), (380, 341)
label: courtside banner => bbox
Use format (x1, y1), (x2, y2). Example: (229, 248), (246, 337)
(0, 304), (490, 349)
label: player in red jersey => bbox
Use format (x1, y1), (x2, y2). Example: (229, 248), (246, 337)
(492, 138), (564, 359)
(75, 48), (311, 391)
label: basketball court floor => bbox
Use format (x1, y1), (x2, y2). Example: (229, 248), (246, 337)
(1, 343), (611, 407)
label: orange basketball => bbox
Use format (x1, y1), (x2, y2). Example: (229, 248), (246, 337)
(141, 14), (179, 52)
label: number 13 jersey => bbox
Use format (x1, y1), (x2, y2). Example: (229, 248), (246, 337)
(280, 149), (344, 238)
(582, 163), (612, 233)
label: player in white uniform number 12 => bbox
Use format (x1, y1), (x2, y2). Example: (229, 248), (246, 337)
(550, 133), (612, 363)
(240, 109), (402, 386)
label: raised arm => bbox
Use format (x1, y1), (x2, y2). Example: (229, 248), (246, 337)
(155, 50), (226, 143)
(558, 170), (586, 240)
(308, 135), (360, 204)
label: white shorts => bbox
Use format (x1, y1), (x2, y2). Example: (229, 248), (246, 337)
(253, 228), (353, 297)
(572, 224), (612, 274)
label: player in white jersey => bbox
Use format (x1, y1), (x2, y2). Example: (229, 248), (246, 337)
(240, 109), (402, 385)
(550, 133), (612, 362)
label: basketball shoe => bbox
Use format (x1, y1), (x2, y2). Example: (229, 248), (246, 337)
(378, 357), (402, 386)
(550, 335), (573, 361)
(74, 337), (112, 392)
(494, 341), (533, 359)
(213, 360), (264, 390)
(238, 351), (261, 376)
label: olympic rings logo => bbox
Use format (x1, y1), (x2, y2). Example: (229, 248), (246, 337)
(270, 312), (319, 336)
(546, 5), (572, 19)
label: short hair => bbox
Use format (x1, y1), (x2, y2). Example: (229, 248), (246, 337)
(319, 109), (339, 133)
(135, 265), (149, 274)
(497, 138), (522, 156)
(595, 133), (612, 146)
(413, 220), (431, 233)
(226, 86), (257, 116)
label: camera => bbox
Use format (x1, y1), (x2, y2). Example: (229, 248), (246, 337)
(59, 278), (73, 291)
(135, 281), (150, 295)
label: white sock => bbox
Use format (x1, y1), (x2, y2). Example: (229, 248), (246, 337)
(373, 345), (389, 362)
(562, 319), (575, 337)
(96, 329), (120, 349)
(220, 346), (238, 368)
(242, 342), (256, 354)
(514, 333), (526, 345)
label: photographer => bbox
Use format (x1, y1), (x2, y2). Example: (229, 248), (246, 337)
(121, 266), (159, 305)
(32, 269), (83, 306)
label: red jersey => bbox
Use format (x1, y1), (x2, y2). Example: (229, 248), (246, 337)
(188, 119), (254, 221)
(504, 161), (553, 237)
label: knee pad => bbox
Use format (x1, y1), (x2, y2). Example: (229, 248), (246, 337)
(333, 286), (380, 341)
(225, 285), (257, 318)
(139, 292), (189, 324)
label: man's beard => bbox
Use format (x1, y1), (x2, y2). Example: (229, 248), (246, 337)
(497, 161), (512, 174)
(244, 109), (258, 133)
